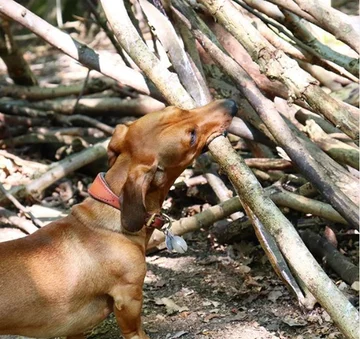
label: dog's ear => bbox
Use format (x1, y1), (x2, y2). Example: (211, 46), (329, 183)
(107, 125), (129, 168)
(120, 160), (158, 232)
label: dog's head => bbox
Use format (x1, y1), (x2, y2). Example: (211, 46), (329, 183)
(107, 99), (237, 232)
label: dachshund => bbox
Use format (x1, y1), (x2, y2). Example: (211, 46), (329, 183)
(0, 99), (237, 339)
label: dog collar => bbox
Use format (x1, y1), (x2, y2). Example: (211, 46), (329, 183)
(88, 172), (120, 209)
(88, 173), (166, 229)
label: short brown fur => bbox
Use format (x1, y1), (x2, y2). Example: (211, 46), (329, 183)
(0, 100), (235, 339)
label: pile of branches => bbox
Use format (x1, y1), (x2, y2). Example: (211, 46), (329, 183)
(0, 0), (358, 337)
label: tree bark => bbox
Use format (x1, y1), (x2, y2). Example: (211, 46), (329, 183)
(197, 0), (359, 140)
(209, 136), (359, 339)
(0, 0), (158, 97)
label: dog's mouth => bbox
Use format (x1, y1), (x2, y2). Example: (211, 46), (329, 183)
(206, 129), (229, 145)
(198, 99), (237, 150)
(201, 145), (208, 154)
(202, 130), (229, 153)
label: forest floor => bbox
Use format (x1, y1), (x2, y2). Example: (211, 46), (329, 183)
(91, 234), (348, 339)
(0, 1), (358, 339)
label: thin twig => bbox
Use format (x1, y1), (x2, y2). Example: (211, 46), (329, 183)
(0, 183), (43, 227)
(72, 69), (91, 114)
(85, 0), (131, 66)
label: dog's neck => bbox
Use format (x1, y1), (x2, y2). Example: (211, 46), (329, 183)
(71, 158), (160, 249)
(104, 154), (130, 197)
(72, 153), (165, 248)
(71, 198), (153, 249)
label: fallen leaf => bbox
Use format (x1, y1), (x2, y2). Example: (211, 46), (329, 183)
(179, 311), (192, 319)
(197, 256), (220, 265)
(203, 313), (221, 322)
(211, 300), (220, 307)
(155, 279), (166, 288)
(181, 287), (195, 296)
(238, 264), (251, 274)
(154, 297), (165, 306)
(156, 297), (188, 315)
(337, 281), (348, 291)
(351, 281), (359, 291)
(307, 313), (322, 324)
(228, 312), (247, 322)
(268, 290), (283, 303)
(169, 330), (188, 338)
(155, 314), (166, 321)
(321, 310), (332, 322)
(282, 316), (307, 327)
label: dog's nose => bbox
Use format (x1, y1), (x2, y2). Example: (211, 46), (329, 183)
(223, 99), (238, 117)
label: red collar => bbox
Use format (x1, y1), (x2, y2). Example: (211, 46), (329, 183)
(88, 173), (120, 209)
(88, 173), (166, 229)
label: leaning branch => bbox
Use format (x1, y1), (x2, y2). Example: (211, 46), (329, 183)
(197, 0), (359, 140)
(209, 136), (359, 339)
(292, 0), (360, 54)
(100, 0), (195, 109)
(173, 2), (358, 228)
(0, 0), (156, 96)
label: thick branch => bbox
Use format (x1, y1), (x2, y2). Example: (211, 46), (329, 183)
(148, 196), (242, 249)
(25, 96), (165, 116)
(197, 0), (359, 140)
(300, 230), (359, 286)
(0, 17), (38, 85)
(209, 136), (359, 339)
(139, 0), (210, 105)
(174, 5), (358, 228)
(303, 120), (359, 170)
(0, 0), (156, 96)
(266, 0), (318, 24)
(0, 78), (112, 100)
(281, 10), (359, 77)
(292, 0), (360, 54)
(100, 0), (195, 109)
(0, 139), (109, 205)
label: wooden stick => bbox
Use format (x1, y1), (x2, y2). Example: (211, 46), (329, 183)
(100, 0), (195, 109)
(176, 7), (358, 227)
(197, 0), (359, 140)
(0, 139), (109, 205)
(209, 136), (359, 339)
(292, 0), (360, 54)
(0, 0), (157, 96)
(0, 184), (43, 227)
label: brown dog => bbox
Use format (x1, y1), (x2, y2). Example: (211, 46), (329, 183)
(0, 99), (236, 339)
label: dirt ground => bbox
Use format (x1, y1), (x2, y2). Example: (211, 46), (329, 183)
(0, 1), (359, 339)
(86, 232), (347, 339)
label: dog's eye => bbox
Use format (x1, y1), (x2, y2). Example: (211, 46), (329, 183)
(190, 129), (197, 146)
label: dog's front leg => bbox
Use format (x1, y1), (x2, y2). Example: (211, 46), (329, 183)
(112, 286), (149, 339)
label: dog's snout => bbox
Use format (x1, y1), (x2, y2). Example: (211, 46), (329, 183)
(223, 99), (238, 117)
